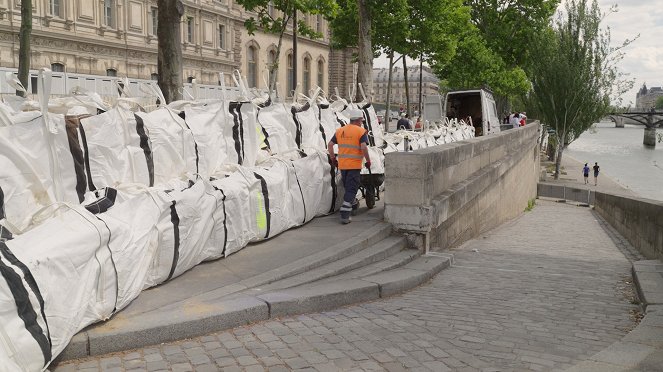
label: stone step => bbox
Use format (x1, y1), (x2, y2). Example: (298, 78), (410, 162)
(311, 249), (421, 286)
(245, 235), (408, 294)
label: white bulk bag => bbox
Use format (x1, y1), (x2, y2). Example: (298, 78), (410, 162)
(136, 107), (199, 184)
(0, 110), (81, 233)
(256, 101), (300, 157)
(228, 101), (259, 168)
(78, 106), (153, 189)
(357, 102), (385, 148)
(184, 101), (236, 177)
(292, 102), (326, 154)
(252, 161), (300, 237)
(316, 100), (341, 146)
(3, 205), (120, 369)
(210, 172), (257, 257)
(291, 152), (336, 218)
(95, 190), (169, 305)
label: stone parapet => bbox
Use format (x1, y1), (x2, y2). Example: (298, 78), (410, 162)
(594, 192), (663, 260)
(384, 124), (540, 250)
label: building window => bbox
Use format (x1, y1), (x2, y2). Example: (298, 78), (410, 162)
(317, 60), (324, 90)
(151, 73), (159, 81)
(151, 7), (158, 35)
(218, 25), (226, 49)
(287, 53), (294, 95)
(303, 57), (311, 94)
(106, 68), (117, 77)
(51, 63), (65, 72)
(316, 14), (322, 33)
(49, 0), (62, 17)
(247, 46), (258, 88)
(267, 1), (274, 17)
(104, 0), (116, 28)
(187, 17), (194, 43)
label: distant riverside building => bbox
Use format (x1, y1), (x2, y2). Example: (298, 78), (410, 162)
(636, 83), (663, 109)
(373, 66), (439, 110)
(0, 1), (328, 95)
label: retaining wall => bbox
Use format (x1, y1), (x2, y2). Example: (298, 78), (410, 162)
(384, 123), (540, 251)
(594, 192), (663, 260)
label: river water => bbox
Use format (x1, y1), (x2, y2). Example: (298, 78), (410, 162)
(565, 122), (663, 201)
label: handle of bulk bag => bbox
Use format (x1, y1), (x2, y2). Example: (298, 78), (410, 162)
(358, 83), (368, 103)
(5, 71), (27, 96)
(139, 82), (166, 108)
(69, 86), (111, 112)
(219, 72), (227, 102)
(37, 68), (57, 133)
(232, 70), (249, 100)
(115, 77), (131, 97)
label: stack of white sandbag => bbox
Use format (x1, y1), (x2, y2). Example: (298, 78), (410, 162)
(0, 70), (389, 371)
(383, 117), (475, 153)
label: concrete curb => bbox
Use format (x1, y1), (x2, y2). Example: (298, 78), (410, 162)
(57, 253), (453, 361)
(632, 260), (663, 311)
(58, 296), (269, 361)
(565, 259), (663, 371)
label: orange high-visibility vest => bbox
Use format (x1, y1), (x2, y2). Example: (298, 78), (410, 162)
(336, 124), (366, 170)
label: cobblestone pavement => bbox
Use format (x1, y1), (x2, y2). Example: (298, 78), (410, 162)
(53, 201), (640, 372)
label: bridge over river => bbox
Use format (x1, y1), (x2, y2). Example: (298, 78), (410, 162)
(606, 108), (663, 147)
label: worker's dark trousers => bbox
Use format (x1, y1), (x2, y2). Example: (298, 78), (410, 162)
(340, 169), (361, 220)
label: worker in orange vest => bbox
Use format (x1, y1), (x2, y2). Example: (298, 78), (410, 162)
(327, 109), (372, 224)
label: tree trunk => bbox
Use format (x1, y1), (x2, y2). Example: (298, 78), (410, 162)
(418, 55), (423, 117)
(356, 0), (372, 102)
(403, 57), (410, 118)
(157, 0), (184, 103)
(292, 10), (298, 94)
(384, 51), (394, 132)
(268, 20), (288, 97)
(17, 0), (32, 97)
(554, 132), (565, 180)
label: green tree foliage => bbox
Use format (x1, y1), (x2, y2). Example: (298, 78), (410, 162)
(655, 96), (663, 110)
(236, 0), (338, 94)
(466, 0), (559, 69)
(527, 0), (634, 179)
(433, 29), (529, 99)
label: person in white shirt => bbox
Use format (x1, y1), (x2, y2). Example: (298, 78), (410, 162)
(509, 112), (521, 129)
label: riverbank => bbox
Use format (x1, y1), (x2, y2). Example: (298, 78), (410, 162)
(542, 154), (637, 197)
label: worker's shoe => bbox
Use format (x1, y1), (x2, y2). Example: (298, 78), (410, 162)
(351, 200), (359, 216)
(340, 216), (352, 224)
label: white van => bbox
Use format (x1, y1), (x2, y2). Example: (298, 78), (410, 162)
(443, 88), (501, 136)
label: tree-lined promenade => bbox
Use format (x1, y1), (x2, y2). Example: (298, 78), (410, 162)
(14, 0), (636, 174)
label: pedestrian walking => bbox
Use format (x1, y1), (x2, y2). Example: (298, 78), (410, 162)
(582, 163), (590, 184)
(397, 113), (411, 130)
(593, 162), (600, 186)
(328, 109), (372, 224)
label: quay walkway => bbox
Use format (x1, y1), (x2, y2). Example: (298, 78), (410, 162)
(51, 197), (663, 372)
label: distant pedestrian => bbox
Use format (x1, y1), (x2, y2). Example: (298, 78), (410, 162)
(509, 112), (521, 129)
(593, 162), (600, 186)
(582, 163), (590, 184)
(397, 113), (411, 130)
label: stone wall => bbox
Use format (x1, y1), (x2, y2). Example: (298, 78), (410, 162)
(384, 124), (540, 251)
(594, 192), (663, 260)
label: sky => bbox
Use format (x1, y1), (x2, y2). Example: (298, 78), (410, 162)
(374, 0), (662, 107)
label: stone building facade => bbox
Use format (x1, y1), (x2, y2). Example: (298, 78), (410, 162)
(373, 65), (439, 109)
(636, 83), (663, 109)
(0, 0), (329, 94)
